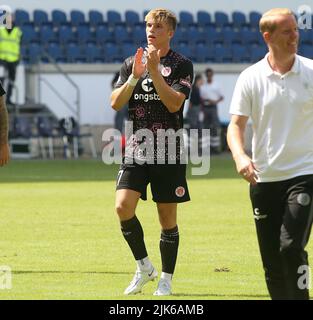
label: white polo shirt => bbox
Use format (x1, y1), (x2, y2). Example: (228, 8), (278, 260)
(200, 82), (223, 102)
(230, 54), (313, 182)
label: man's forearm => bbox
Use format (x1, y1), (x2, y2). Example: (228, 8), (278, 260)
(0, 96), (8, 145)
(111, 83), (135, 111)
(227, 122), (246, 159)
(150, 72), (184, 113)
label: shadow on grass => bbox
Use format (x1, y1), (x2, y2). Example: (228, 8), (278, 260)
(0, 154), (238, 183)
(13, 270), (133, 275)
(173, 293), (269, 299)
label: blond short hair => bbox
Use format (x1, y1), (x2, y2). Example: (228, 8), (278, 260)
(259, 8), (294, 33)
(144, 8), (177, 31)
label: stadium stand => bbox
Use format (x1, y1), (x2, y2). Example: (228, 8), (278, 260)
(16, 9), (313, 64)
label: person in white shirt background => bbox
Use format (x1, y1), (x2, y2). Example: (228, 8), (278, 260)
(200, 68), (224, 153)
(227, 8), (313, 300)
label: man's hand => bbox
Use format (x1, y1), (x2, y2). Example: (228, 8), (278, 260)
(0, 143), (10, 167)
(145, 45), (160, 75)
(132, 47), (146, 79)
(233, 153), (258, 185)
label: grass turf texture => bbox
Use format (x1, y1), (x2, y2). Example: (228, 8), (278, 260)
(0, 156), (312, 300)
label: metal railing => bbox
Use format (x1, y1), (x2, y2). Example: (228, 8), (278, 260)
(36, 51), (81, 125)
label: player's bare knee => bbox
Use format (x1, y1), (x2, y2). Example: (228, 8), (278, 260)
(115, 201), (134, 219)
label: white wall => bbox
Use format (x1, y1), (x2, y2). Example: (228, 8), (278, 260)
(7, 0), (310, 16)
(38, 72), (238, 125)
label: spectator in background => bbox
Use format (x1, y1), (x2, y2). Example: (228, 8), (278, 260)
(200, 68), (224, 153)
(111, 71), (128, 134)
(0, 81), (9, 166)
(186, 74), (203, 131)
(0, 6), (22, 105)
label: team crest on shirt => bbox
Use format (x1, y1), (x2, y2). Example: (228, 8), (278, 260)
(151, 123), (163, 133)
(175, 186), (185, 197)
(160, 64), (172, 77)
(136, 106), (145, 118)
(179, 75), (192, 88)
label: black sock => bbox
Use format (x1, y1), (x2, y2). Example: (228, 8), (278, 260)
(120, 215), (148, 261)
(160, 225), (179, 274)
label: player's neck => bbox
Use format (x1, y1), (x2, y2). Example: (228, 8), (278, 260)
(267, 51), (296, 75)
(157, 45), (171, 58)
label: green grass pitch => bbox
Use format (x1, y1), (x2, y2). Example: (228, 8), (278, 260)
(0, 156), (312, 300)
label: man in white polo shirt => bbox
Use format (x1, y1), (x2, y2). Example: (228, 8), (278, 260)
(200, 68), (224, 153)
(227, 8), (313, 300)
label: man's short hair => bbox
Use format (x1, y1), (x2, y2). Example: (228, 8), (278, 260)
(145, 8), (177, 31)
(259, 8), (294, 34)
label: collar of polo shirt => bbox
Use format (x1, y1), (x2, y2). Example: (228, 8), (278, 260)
(263, 53), (300, 77)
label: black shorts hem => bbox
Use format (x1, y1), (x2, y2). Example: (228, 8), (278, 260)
(116, 185), (147, 201)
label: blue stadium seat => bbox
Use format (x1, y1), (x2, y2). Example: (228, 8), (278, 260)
(221, 29), (241, 46)
(232, 11), (247, 29)
(214, 45), (232, 62)
(299, 29), (313, 45)
(240, 29), (260, 45)
(125, 10), (140, 27)
(33, 10), (49, 27)
(95, 25), (112, 45)
(103, 43), (121, 62)
(232, 44), (250, 62)
(88, 10), (104, 28)
(107, 10), (123, 28)
(214, 11), (230, 28)
(185, 27), (202, 44)
(179, 11), (194, 28)
(250, 44), (267, 62)
(21, 26), (39, 45)
(52, 9), (67, 27)
(70, 10), (86, 27)
(131, 25), (146, 46)
(176, 43), (193, 60)
(194, 43), (215, 62)
(20, 46), (29, 63)
(301, 44), (313, 58)
(249, 11), (262, 29)
(172, 28), (186, 46)
(15, 9), (31, 26)
(142, 10), (150, 21)
(39, 25), (57, 45)
(65, 43), (85, 63)
(84, 43), (104, 63)
(58, 25), (76, 44)
(113, 25), (129, 44)
(28, 43), (42, 64)
(197, 11), (212, 28)
(76, 25), (94, 44)
(46, 43), (66, 63)
(120, 43), (137, 58)
(202, 27), (220, 45)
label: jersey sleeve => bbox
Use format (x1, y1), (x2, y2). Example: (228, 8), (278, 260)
(114, 58), (133, 89)
(0, 81), (5, 96)
(229, 71), (252, 117)
(171, 59), (194, 99)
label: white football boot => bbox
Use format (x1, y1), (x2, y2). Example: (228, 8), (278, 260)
(124, 267), (158, 295)
(153, 278), (172, 296)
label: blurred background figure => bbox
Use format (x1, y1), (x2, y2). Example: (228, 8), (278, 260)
(0, 5), (22, 105)
(186, 73), (203, 131)
(111, 71), (128, 134)
(200, 68), (224, 154)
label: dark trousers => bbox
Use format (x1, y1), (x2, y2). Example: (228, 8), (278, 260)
(202, 105), (221, 151)
(0, 60), (18, 103)
(250, 175), (313, 300)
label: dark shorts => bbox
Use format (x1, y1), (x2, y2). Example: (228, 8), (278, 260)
(116, 162), (190, 203)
